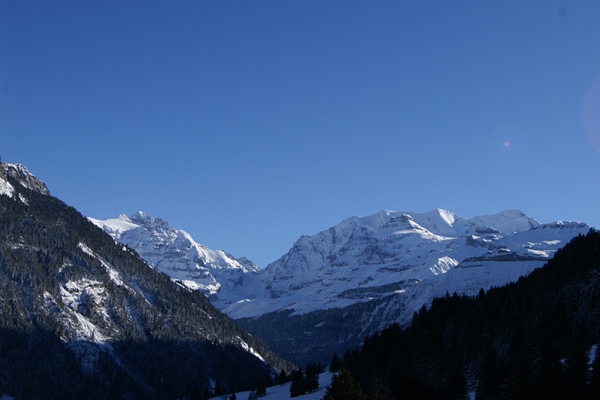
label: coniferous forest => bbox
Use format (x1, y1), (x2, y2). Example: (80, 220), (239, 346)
(330, 230), (600, 399)
(0, 171), (293, 399)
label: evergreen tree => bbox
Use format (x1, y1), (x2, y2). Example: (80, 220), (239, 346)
(256, 380), (266, 397)
(365, 378), (393, 400)
(305, 362), (319, 393)
(317, 361), (324, 374)
(289, 369), (306, 398)
(277, 370), (288, 385)
(322, 368), (364, 400)
(563, 325), (592, 398)
(443, 366), (469, 400)
(214, 380), (223, 396)
(330, 353), (342, 373)
(188, 386), (202, 400)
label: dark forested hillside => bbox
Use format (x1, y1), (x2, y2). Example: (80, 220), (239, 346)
(236, 296), (406, 367)
(0, 171), (293, 399)
(336, 230), (600, 399)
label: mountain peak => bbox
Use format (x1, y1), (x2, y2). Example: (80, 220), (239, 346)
(129, 211), (171, 231)
(90, 212), (262, 305)
(0, 162), (50, 195)
(434, 208), (456, 225)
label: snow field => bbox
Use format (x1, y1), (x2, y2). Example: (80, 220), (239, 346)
(208, 372), (333, 400)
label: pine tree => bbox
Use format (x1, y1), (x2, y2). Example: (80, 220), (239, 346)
(316, 361), (324, 373)
(277, 370), (288, 385)
(256, 380), (266, 397)
(365, 378), (394, 400)
(188, 386), (202, 400)
(443, 366), (468, 400)
(289, 369), (306, 398)
(305, 362), (319, 393)
(330, 353), (342, 373)
(563, 324), (592, 398)
(214, 380), (223, 396)
(322, 368), (364, 400)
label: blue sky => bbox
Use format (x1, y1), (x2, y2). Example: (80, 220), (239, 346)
(2, 1), (600, 267)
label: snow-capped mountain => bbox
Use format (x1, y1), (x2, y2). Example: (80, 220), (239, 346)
(225, 208), (588, 318)
(93, 208), (589, 322)
(93, 207), (589, 366)
(89, 212), (263, 310)
(231, 209), (590, 365)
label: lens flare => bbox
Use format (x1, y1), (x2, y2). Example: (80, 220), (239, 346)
(487, 127), (529, 169)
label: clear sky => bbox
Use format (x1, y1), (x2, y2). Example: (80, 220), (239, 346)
(2, 1), (600, 267)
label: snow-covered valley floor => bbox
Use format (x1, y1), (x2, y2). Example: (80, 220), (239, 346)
(209, 372), (333, 400)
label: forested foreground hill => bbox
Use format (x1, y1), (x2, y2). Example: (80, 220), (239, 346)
(335, 230), (600, 399)
(0, 167), (294, 399)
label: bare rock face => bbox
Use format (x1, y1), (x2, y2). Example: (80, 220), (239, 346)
(1, 162), (51, 195)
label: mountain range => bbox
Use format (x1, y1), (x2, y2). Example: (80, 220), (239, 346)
(92, 205), (589, 365)
(2, 160), (594, 391)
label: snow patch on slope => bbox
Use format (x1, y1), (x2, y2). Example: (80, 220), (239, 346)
(43, 286), (114, 372)
(430, 256), (459, 275)
(237, 336), (266, 363)
(78, 243), (124, 286)
(0, 177), (14, 197)
(208, 372), (333, 400)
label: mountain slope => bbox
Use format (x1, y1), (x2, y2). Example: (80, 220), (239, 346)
(338, 229), (600, 398)
(0, 162), (293, 399)
(233, 209), (588, 365)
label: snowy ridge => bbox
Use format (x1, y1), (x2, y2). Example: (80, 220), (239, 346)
(93, 209), (590, 325)
(223, 208), (585, 319)
(89, 212), (262, 309)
